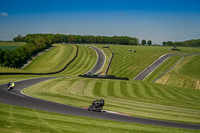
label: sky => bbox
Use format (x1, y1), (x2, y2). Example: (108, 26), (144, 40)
(0, 0), (200, 44)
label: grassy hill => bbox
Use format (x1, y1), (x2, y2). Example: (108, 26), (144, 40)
(23, 44), (76, 73)
(100, 45), (200, 79)
(154, 55), (200, 89)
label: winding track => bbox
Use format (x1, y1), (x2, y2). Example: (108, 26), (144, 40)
(134, 54), (175, 80)
(0, 47), (200, 130)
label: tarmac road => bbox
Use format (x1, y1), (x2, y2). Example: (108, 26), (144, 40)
(134, 54), (175, 80)
(87, 46), (105, 74)
(0, 48), (200, 130)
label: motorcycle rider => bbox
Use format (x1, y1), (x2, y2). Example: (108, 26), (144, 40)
(100, 98), (105, 106)
(92, 99), (98, 107)
(7, 81), (15, 89)
(11, 82), (15, 88)
(7, 81), (12, 88)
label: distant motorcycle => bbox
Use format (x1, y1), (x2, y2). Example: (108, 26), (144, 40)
(7, 85), (14, 91)
(7, 82), (15, 91)
(88, 99), (105, 112)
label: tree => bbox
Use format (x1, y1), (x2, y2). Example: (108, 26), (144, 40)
(162, 41), (167, 46)
(141, 40), (146, 45)
(129, 39), (137, 45)
(13, 34), (24, 42)
(147, 40), (152, 45)
(166, 41), (174, 46)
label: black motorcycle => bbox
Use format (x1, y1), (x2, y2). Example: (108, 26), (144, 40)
(88, 99), (105, 112)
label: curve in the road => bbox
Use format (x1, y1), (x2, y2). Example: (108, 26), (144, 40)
(85, 46), (106, 74)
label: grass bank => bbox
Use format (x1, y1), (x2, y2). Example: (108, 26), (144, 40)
(0, 103), (198, 133)
(155, 55), (200, 89)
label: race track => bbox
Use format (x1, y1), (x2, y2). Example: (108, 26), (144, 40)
(0, 47), (200, 130)
(134, 54), (175, 80)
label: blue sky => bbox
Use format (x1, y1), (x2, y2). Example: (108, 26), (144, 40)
(1, 0), (200, 44)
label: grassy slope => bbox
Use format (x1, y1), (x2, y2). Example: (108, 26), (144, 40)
(155, 55), (200, 89)
(23, 44), (76, 73)
(0, 103), (196, 133)
(107, 46), (200, 79)
(23, 77), (200, 124)
(56, 45), (97, 76)
(179, 55), (200, 79)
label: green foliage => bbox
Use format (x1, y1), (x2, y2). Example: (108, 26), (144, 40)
(162, 39), (200, 47)
(13, 34), (24, 42)
(141, 39), (146, 45)
(147, 40), (152, 45)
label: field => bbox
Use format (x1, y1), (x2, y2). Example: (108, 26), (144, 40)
(0, 41), (26, 50)
(155, 55), (200, 89)
(97, 45), (200, 79)
(1, 44), (200, 132)
(1, 103), (197, 133)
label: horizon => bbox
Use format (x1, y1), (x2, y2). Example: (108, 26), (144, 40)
(1, 0), (200, 44)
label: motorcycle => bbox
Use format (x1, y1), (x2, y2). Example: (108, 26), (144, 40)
(88, 99), (104, 112)
(7, 85), (14, 91)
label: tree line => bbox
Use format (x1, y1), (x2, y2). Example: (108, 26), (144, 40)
(162, 39), (200, 47)
(1, 34), (139, 68)
(14, 34), (139, 45)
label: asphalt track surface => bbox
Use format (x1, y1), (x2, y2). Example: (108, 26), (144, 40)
(1, 48), (200, 130)
(134, 54), (175, 80)
(87, 46), (105, 74)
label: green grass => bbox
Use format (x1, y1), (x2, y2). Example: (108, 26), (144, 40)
(0, 41), (26, 46)
(56, 44), (97, 76)
(1, 103), (197, 133)
(105, 45), (200, 79)
(179, 55), (200, 79)
(155, 55), (200, 89)
(23, 44), (76, 73)
(23, 77), (200, 124)
(0, 41), (26, 50)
